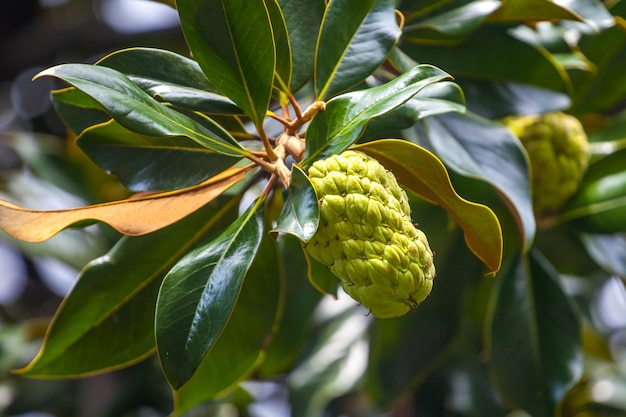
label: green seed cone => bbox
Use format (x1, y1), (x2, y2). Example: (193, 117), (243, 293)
(503, 112), (590, 215)
(305, 150), (436, 318)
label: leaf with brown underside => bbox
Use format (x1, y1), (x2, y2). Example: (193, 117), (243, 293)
(0, 167), (249, 242)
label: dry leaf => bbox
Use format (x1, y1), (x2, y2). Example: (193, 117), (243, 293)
(0, 167), (248, 242)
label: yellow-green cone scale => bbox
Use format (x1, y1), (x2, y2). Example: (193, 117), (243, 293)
(503, 112), (590, 215)
(305, 150), (435, 318)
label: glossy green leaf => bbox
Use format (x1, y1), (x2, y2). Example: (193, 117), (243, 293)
(355, 139), (503, 273)
(363, 81), (466, 137)
(558, 0), (614, 32)
(532, 225), (597, 278)
(571, 23), (626, 114)
(580, 233), (626, 278)
(402, 27), (569, 92)
(17, 201), (239, 377)
(458, 78), (571, 119)
(78, 120), (240, 192)
(96, 47), (214, 91)
(272, 165), (318, 241)
(586, 112), (626, 156)
(385, 48), (468, 120)
(127, 77), (242, 114)
(367, 223), (483, 407)
(400, 0), (449, 18)
(415, 111), (535, 250)
(155, 202), (265, 389)
(209, 114), (252, 139)
(258, 234), (323, 376)
(487, 0), (583, 23)
(266, 0), (292, 92)
(304, 64), (451, 164)
(488, 252), (583, 417)
(560, 150), (626, 233)
(177, 0), (275, 130)
(36, 64), (247, 157)
(278, 0), (325, 91)
(178, 109), (252, 142)
(508, 21), (578, 53)
(387, 48), (469, 114)
(402, 81), (466, 114)
(51, 88), (109, 135)
(174, 233), (282, 415)
(402, 0), (499, 41)
(314, 0), (401, 100)
(588, 109), (626, 146)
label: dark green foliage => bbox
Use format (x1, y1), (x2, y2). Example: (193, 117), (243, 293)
(2, 0), (626, 416)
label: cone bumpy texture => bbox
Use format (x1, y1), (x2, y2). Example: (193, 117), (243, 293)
(504, 112), (590, 215)
(305, 150), (435, 318)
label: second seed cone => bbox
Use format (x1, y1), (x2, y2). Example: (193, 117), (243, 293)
(503, 112), (590, 216)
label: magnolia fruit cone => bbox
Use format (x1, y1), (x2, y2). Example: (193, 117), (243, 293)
(503, 112), (590, 215)
(305, 150), (436, 318)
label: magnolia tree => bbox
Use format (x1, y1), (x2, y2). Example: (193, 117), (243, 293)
(1, 0), (626, 416)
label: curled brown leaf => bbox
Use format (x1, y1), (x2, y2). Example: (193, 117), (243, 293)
(0, 167), (249, 242)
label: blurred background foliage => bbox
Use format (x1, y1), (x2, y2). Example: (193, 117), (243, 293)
(1, 1), (184, 415)
(0, 0), (626, 417)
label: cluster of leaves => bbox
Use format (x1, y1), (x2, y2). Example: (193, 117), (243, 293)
(1, 0), (626, 416)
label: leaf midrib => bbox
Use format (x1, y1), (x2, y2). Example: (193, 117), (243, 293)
(56, 72), (247, 157)
(305, 70), (450, 164)
(175, 200), (264, 384)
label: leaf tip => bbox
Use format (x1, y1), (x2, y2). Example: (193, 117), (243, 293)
(32, 66), (56, 82)
(484, 270), (498, 279)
